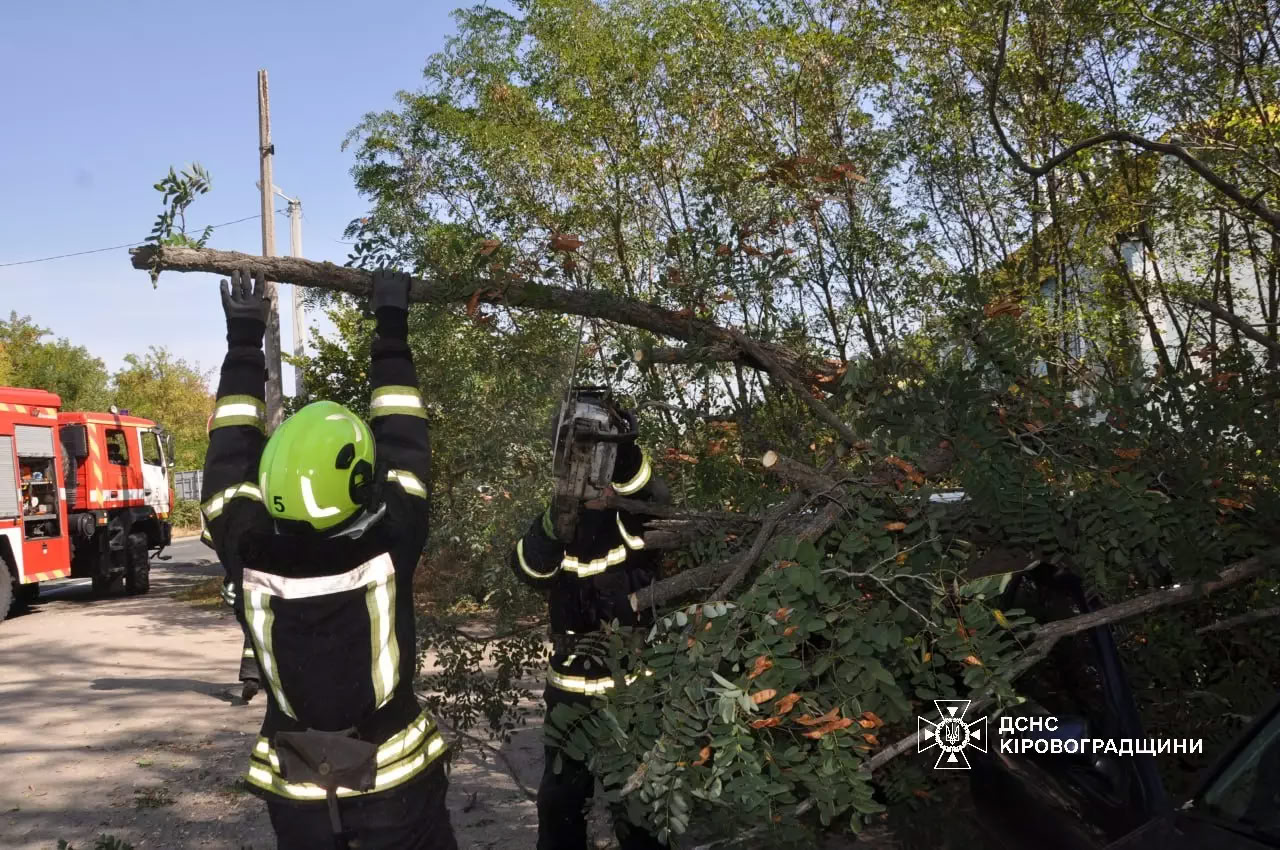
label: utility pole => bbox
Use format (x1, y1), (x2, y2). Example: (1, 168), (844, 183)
(285, 196), (306, 402)
(257, 69), (285, 432)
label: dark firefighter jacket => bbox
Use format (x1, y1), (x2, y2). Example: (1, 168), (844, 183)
(201, 305), (445, 805)
(509, 443), (660, 701)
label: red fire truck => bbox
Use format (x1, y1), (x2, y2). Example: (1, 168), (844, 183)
(0, 387), (174, 624)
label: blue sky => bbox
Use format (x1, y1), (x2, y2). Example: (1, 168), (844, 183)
(0, 0), (473, 392)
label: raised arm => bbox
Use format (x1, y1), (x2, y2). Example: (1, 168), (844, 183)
(201, 269), (269, 555)
(367, 270), (431, 508)
(509, 507), (567, 589)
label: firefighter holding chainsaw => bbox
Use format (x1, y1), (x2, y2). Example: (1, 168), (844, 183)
(202, 267), (457, 850)
(510, 388), (668, 850)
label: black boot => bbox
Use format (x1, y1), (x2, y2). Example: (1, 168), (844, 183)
(241, 678), (260, 704)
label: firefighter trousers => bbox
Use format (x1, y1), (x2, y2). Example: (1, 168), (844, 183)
(238, 628), (260, 683)
(537, 744), (666, 850)
(266, 762), (458, 850)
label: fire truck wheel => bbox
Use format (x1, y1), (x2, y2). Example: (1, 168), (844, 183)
(0, 565), (12, 622)
(125, 532), (150, 596)
(15, 582), (38, 604)
(92, 570), (124, 597)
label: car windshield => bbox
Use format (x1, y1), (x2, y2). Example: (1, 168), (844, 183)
(1198, 706), (1280, 834)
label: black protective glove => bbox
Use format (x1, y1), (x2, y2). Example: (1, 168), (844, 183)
(371, 269), (412, 314)
(220, 268), (270, 347)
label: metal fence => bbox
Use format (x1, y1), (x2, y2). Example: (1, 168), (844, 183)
(173, 469), (203, 503)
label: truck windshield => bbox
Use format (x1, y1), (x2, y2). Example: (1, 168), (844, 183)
(1199, 706), (1280, 834)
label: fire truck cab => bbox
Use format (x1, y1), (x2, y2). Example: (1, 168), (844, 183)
(0, 388), (174, 623)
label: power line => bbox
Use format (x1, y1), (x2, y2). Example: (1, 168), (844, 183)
(0, 212), (275, 268)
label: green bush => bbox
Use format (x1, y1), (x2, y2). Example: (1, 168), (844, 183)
(169, 498), (202, 531)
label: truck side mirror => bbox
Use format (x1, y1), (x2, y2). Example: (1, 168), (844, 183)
(163, 432), (176, 468)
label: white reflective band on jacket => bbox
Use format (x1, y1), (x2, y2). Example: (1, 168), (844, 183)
(241, 554), (402, 718)
(616, 513), (645, 550)
(562, 545), (627, 577)
(370, 385), (427, 419)
(202, 482), (263, 523)
(387, 469), (426, 498)
(210, 395), (267, 432)
(547, 667), (654, 695)
(614, 455), (652, 495)
(517, 538), (560, 580)
(247, 711), (446, 800)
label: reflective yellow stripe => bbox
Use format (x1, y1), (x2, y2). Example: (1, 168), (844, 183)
(387, 469), (427, 498)
(617, 513), (645, 550)
(366, 569), (400, 710)
(370, 385), (426, 419)
(242, 646), (256, 659)
(562, 545), (627, 577)
(547, 668), (619, 695)
(211, 395), (266, 431)
(614, 454), (652, 495)
(251, 712), (437, 772)
(245, 589), (296, 719)
(518, 539), (560, 579)
(247, 724), (446, 800)
(202, 482), (263, 522)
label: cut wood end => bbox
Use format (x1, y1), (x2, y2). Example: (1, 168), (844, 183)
(633, 349), (646, 362)
(762, 450), (779, 468)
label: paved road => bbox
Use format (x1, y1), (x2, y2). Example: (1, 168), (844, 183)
(0, 538), (544, 850)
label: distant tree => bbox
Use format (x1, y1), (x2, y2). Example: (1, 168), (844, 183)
(0, 312), (111, 411)
(112, 347), (213, 471)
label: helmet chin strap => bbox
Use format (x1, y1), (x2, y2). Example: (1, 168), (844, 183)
(324, 501), (388, 541)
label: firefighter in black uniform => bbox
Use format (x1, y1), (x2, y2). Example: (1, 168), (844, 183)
(202, 267), (457, 850)
(509, 397), (667, 850)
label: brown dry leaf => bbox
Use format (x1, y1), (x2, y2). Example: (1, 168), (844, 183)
(686, 637), (696, 649)
(748, 655), (774, 680)
(795, 707), (841, 727)
(783, 625), (797, 637)
(1113, 447), (1141, 460)
(862, 734), (879, 746)
(692, 746), (711, 767)
(802, 717), (854, 739)
(895, 552), (908, 565)
(885, 456), (924, 484)
(550, 232), (583, 253)
(912, 789), (931, 800)
(777, 560), (798, 570)
(751, 689), (778, 705)
(663, 447), (698, 464)
(775, 693), (802, 715)
(672, 308), (694, 320)
(478, 238), (500, 256)
(1024, 420), (1044, 434)
(775, 607), (793, 621)
(1217, 497), (1248, 510)
(884, 521), (907, 532)
(861, 711), (884, 728)
(707, 439), (727, 456)
(963, 655), (983, 667)
(858, 718), (877, 729)
(704, 621), (713, 632)
(465, 290), (483, 319)
(715, 244), (732, 256)
(751, 717), (781, 729)
(984, 300), (1024, 319)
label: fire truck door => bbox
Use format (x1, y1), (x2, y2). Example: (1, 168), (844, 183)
(138, 429), (169, 517)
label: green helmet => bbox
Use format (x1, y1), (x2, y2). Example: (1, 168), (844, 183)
(259, 401), (376, 532)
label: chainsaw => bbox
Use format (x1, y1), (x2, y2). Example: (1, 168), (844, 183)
(549, 385), (637, 540)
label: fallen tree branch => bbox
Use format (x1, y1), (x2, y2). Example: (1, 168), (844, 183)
(860, 546), (1280, 774)
(634, 399), (742, 423)
(130, 244), (834, 389)
(730, 330), (861, 447)
(1196, 605), (1280, 635)
(762, 450), (849, 499)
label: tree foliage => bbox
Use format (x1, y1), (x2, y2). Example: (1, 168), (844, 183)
(112, 347), (214, 471)
(324, 0), (1280, 842)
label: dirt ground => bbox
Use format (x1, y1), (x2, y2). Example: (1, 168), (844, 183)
(0, 537), (568, 850)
